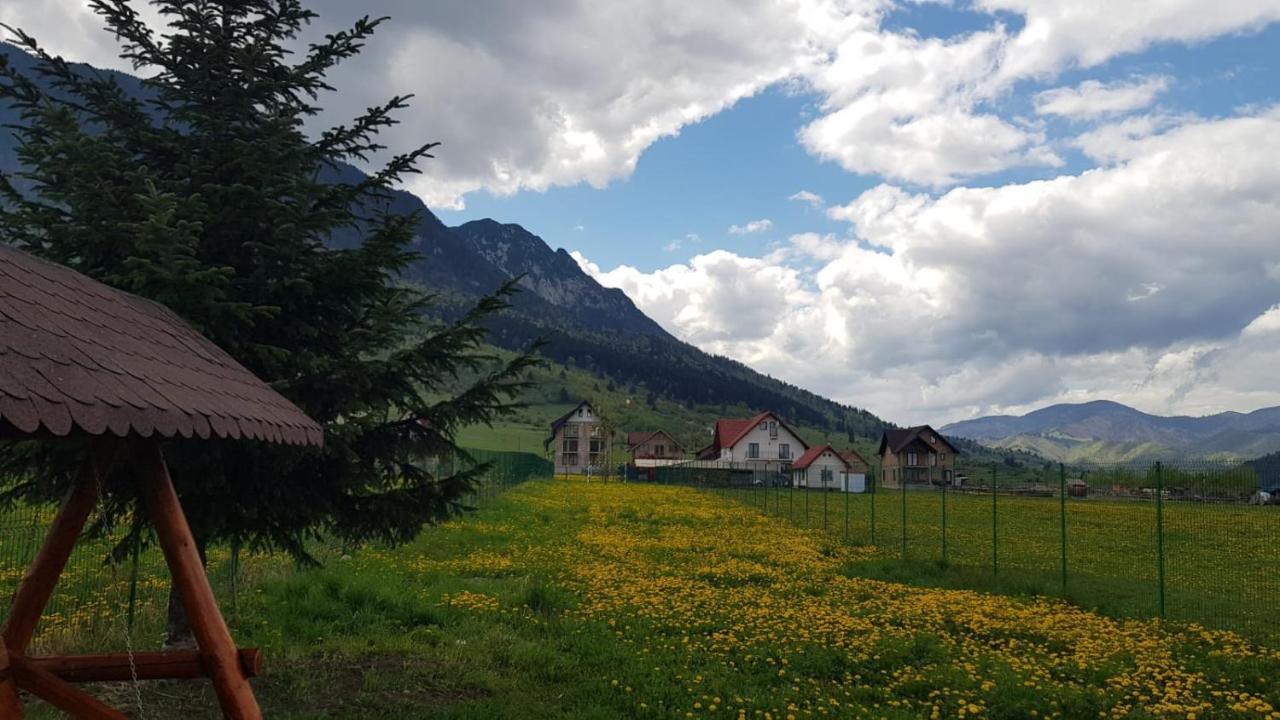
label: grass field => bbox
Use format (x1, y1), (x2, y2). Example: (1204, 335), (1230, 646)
(17, 479), (1279, 719)
(719, 484), (1280, 643)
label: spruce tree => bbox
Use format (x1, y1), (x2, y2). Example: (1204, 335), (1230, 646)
(0, 1), (537, 640)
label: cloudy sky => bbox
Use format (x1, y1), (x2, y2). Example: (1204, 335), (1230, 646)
(9, 0), (1280, 425)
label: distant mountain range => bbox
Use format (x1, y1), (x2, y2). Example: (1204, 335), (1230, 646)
(942, 400), (1280, 462)
(0, 43), (886, 440)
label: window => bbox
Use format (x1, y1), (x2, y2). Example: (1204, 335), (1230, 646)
(939, 453), (946, 462)
(577, 408), (584, 417)
(748, 443), (760, 459)
(821, 468), (834, 484)
(565, 424), (579, 438)
(769, 421), (778, 439)
(563, 438), (578, 453)
(565, 453), (578, 466)
(779, 443), (790, 459)
(655, 444), (665, 456)
(590, 425), (601, 437)
(589, 437), (604, 454)
(758, 422), (767, 430)
(906, 451), (918, 465)
(929, 452), (937, 467)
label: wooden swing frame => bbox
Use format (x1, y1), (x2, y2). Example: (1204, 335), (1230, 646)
(0, 437), (263, 719)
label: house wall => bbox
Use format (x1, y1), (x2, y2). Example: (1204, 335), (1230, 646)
(879, 435), (956, 487)
(723, 418), (805, 465)
(792, 451), (847, 489)
(631, 430), (684, 461)
(552, 405), (608, 474)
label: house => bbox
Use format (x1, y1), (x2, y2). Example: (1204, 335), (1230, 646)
(696, 411), (809, 471)
(626, 430), (686, 481)
(544, 401), (609, 475)
(878, 425), (959, 488)
(792, 445), (871, 492)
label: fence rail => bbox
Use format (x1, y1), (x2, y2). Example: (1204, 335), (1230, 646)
(639, 458), (1280, 644)
(0, 447), (551, 653)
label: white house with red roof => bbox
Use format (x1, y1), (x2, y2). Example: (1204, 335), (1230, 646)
(791, 445), (870, 492)
(695, 411), (808, 469)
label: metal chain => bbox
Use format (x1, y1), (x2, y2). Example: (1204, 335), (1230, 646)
(93, 450), (147, 719)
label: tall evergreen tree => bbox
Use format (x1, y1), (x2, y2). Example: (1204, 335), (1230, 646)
(0, 1), (538, 640)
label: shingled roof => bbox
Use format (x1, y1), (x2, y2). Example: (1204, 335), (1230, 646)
(878, 425), (957, 456)
(0, 244), (323, 446)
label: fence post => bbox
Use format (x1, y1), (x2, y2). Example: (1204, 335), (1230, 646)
(126, 540), (140, 630)
(901, 470), (908, 559)
(870, 469), (876, 546)
(991, 464), (998, 577)
(843, 478), (849, 541)
(1059, 462), (1067, 594)
(823, 485), (829, 531)
(805, 484), (810, 526)
(941, 466), (948, 563)
(1155, 461), (1166, 620)
(789, 482), (794, 523)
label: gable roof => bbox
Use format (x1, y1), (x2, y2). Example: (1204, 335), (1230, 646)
(0, 243), (323, 446)
(545, 400), (593, 449)
(708, 411), (809, 454)
(793, 444), (850, 470)
(878, 425), (959, 456)
(626, 429), (682, 450)
(838, 448), (870, 469)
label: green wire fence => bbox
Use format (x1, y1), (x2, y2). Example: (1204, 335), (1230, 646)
(0, 448), (551, 653)
(642, 458), (1280, 645)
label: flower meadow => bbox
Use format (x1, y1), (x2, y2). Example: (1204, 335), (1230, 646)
(391, 480), (1280, 719)
(5, 478), (1279, 718)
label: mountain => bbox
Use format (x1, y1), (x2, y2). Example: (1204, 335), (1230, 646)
(0, 43), (886, 441)
(943, 400), (1280, 462)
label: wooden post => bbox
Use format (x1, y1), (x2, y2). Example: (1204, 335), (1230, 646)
(4, 437), (117, 654)
(136, 439), (262, 720)
(31, 648), (261, 683)
(0, 646), (22, 719)
(9, 657), (128, 720)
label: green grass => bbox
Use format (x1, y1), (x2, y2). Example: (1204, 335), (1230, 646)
(14, 480), (1279, 718)
(22, 476), (1280, 717)
(457, 423), (548, 453)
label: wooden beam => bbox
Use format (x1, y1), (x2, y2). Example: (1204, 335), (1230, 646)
(3, 437), (118, 655)
(136, 439), (262, 720)
(28, 648), (262, 683)
(9, 657), (127, 720)
(0, 646), (23, 719)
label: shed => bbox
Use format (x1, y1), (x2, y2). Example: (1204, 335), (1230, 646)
(0, 243), (322, 719)
(1066, 478), (1088, 498)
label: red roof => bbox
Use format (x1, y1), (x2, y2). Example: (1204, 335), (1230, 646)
(705, 411), (808, 454)
(793, 445), (849, 470)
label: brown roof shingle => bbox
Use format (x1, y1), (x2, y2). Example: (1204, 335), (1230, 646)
(0, 243), (323, 446)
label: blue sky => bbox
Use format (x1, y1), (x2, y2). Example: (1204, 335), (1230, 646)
(437, 19), (1280, 273)
(15, 0), (1280, 424)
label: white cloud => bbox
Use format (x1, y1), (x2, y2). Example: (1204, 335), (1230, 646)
(788, 190), (826, 209)
(1034, 75), (1170, 118)
(579, 109), (1280, 423)
(728, 218), (774, 235)
(978, 0), (1280, 80)
(11, 1), (1280, 203)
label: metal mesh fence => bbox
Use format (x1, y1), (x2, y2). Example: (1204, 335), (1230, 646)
(0, 447), (551, 653)
(642, 458), (1280, 645)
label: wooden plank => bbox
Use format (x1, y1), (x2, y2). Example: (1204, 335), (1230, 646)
(136, 440), (262, 720)
(29, 648), (262, 683)
(0, 647), (23, 719)
(3, 437), (117, 654)
(10, 657), (127, 720)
